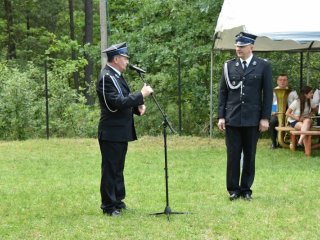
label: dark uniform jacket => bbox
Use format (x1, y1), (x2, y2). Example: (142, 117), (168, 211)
(96, 65), (144, 142)
(218, 55), (273, 127)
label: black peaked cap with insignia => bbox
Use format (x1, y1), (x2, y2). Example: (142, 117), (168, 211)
(102, 42), (129, 59)
(235, 32), (257, 47)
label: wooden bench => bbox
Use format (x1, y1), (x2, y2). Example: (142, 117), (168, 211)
(275, 126), (319, 132)
(290, 130), (320, 157)
(275, 126), (320, 148)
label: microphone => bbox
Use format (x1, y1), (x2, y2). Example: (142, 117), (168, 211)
(128, 64), (146, 74)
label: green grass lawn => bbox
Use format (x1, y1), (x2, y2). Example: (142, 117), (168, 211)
(1, 136), (320, 240)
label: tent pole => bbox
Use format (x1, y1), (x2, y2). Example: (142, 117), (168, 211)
(306, 51), (310, 86)
(300, 52), (303, 91)
(210, 50), (213, 138)
(210, 33), (218, 138)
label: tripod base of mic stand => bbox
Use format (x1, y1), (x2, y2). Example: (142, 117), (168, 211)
(150, 206), (191, 221)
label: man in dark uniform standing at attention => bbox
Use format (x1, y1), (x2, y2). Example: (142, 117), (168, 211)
(217, 32), (273, 201)
(96, 42), (153, 216)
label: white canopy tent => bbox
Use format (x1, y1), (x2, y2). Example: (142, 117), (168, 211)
(210, 0), (320, 137)
(213, 0), (320, 51)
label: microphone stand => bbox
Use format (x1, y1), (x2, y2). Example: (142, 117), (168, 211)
(137, 71), (190, 221)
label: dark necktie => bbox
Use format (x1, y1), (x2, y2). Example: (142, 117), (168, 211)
(243, 61), (247, 72)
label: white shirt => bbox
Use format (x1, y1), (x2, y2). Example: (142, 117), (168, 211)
(287, 99), (317, 123)
(312, 89), (320, 105)
(287, 90), (299, 106)
(240, 54), (253, 68)
(312, 89), (320, 114)
(107, 64), (121, 76)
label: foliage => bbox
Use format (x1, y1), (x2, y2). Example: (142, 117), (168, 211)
(0, 61), (99, 140)
(1, 0), (320, 139)
(108, 0), (224, 136)
(264, 51), (320, 89)
(0, 0), (226, 139)
(0, 62), (44, 139)
(46, 72), (99, 138)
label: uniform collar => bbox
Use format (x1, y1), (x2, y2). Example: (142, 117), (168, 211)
(107, 64), (121, 77)
(240, 54), (253, 66)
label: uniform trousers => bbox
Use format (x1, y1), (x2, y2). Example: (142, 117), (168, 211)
(225, 126), (259, 196)
(269, 115), (278, 146)
(99, 140), (128, 212)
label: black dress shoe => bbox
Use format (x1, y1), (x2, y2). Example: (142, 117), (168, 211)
(116, 202), (127, 211)
(242, 193), (252, 201)
(270, 143), (279, 149)
(104, 209), (121, 217)
(229, 193), (240, 201)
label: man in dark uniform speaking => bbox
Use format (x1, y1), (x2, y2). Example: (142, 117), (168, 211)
(96, 42), (153, 216)
(217, 32), (272, 201)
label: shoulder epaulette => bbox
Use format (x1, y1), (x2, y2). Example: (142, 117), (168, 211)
(100, 68), (111, 77)
(225, 58), (235, 64)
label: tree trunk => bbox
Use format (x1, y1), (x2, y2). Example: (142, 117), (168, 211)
(83, 0), (94, 105)
(99, 0), (108, 68)
(69, 0), (80, 92)
(4, 0), (16, 59)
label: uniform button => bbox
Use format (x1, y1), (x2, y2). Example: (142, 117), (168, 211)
(242, 93), (245, 95)
(242, 77), (245, 80)
(242, 101), (244, 104)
